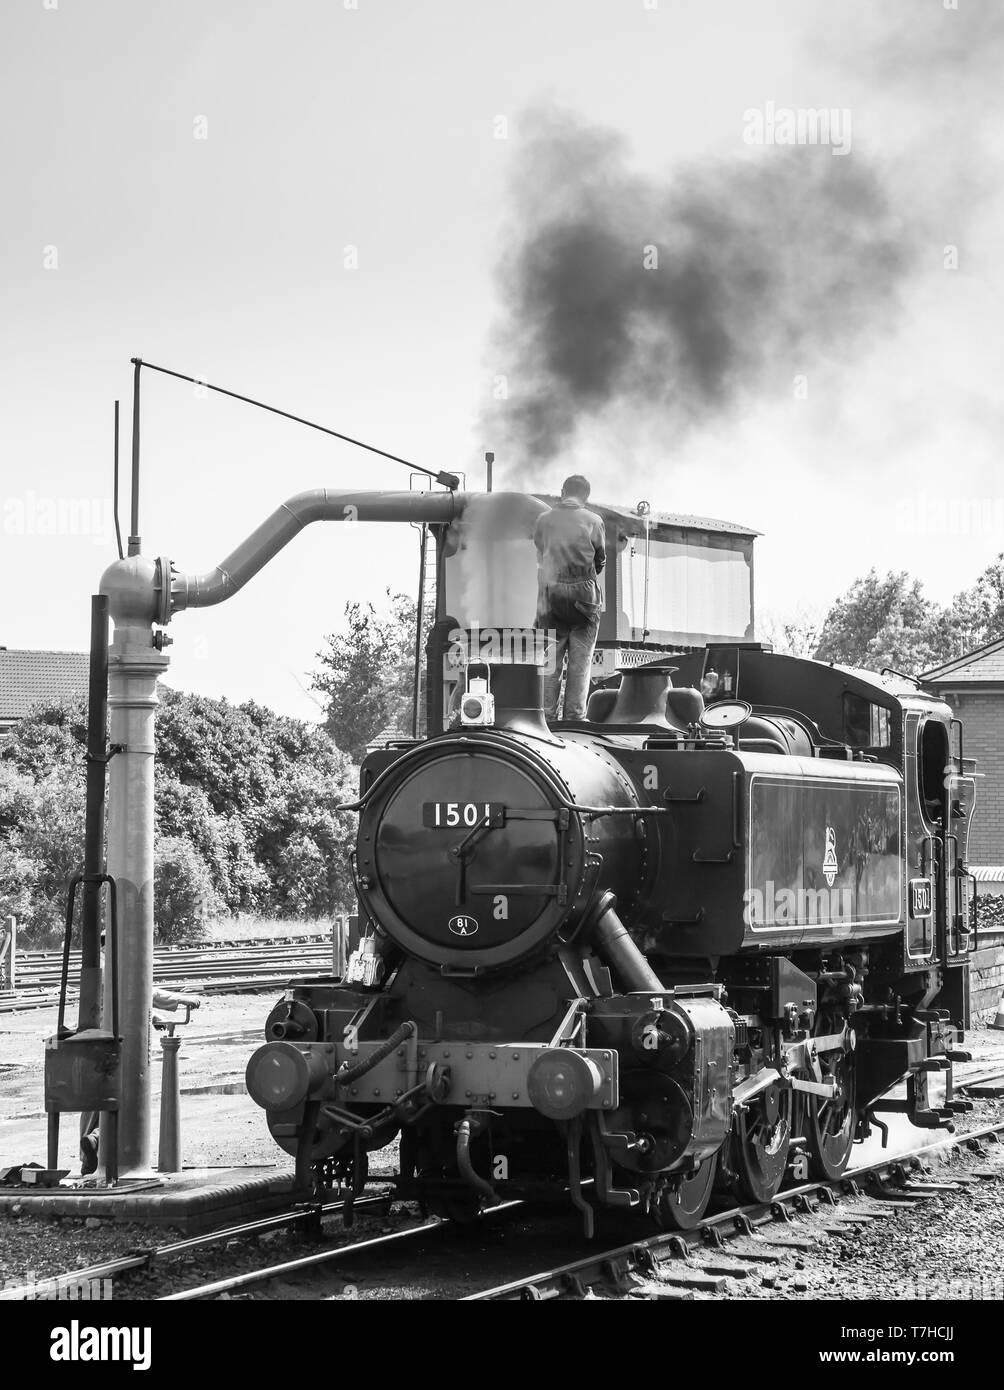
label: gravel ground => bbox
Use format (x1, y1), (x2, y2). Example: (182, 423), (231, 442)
(694, 1107), (1004, 1303)
(0, 1197), (410, 1299)
(1, 992), (309, 1169)
(2, 994), (1002, 1301)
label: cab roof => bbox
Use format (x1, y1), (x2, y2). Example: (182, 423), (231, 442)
(534, 494), (760, 539)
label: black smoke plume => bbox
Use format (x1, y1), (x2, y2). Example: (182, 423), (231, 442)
(486, 107), (913, 477)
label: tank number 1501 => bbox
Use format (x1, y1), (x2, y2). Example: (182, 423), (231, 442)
(909, 878), (933, 918)
(423, 801), (504, 828)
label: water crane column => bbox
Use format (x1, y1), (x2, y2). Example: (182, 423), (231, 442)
(97, 489), (463, 1174)
(98, 556), (169, 1173)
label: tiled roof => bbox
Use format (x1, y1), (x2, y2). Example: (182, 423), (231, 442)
(367, 723), (413, 749)
(922, 637), (1004, 684)
(0, 649), (90, 721)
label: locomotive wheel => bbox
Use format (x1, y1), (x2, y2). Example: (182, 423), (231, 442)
(653, 1152), (718, 1231)
(730, 1080), (791, 1205)
(803, 1047), (857, 1181)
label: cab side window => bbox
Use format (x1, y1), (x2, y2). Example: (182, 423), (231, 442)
(843, 693), (891, 749)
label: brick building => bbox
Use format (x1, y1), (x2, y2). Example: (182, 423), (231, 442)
(922, 638), (1004, 1020)
(922, 638), (1004, 865)
(0, 648), (89, 735)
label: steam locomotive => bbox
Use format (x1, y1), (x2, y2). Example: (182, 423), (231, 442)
(245, 495), (975, 1232)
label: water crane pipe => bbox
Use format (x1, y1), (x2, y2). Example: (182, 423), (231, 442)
(169, 490), (463, 612)
(96, 487), (464, 1174)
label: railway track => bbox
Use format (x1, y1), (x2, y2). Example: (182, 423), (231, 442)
(156, 1199), (531, 1302)
(160, 1217), (460, 1301)
(955, 1065), (1004, 1098)
(52, 1118), (995, 1303)
(466, 1122), (1004, 1301)
(0, 936), (335, 1013)
(0, 1190), (394, 1301)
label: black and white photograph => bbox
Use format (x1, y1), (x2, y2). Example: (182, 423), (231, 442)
(1, 0), (1003, 1355)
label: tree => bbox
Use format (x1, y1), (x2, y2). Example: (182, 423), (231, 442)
(155, 688), (357, 917)
(312, 591), (419, 760)
(153, 836), (219, 943)
(812, 555), (1004, 678)
(945, 552), (1004, 653)
(1, 688), (359, 943)
(814, 570), (954, 675)
(0, 699), (87, 779)
(757, 608), (824, 658)
(0, 759), (85, 938)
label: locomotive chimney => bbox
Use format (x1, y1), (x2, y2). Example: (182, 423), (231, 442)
(488, 662), (550, 737)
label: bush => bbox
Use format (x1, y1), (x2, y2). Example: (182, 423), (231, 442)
(155, 688), (356, 917)
(0, 842), (36, 933)
(0, 762), (84, 944)
(1, 688), (357, 945)
(153, 836), (219, 943)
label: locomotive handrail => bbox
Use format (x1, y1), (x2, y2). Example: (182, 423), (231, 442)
(880, 665), (922, 686)
(950, 717), (965, 773)
(336, 776), (668, 824)
(333, 755), (424, 813)
(663, 787), (706, 804)
(920, 833), (936, 877)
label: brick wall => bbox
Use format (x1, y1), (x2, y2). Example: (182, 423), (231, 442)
(970, 929), (1004, 1022)
(949, 691), (1004, 865)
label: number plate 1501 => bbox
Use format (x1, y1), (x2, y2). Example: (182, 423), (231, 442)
(423, 802), (504, 828)
(909, 878), (933, 918)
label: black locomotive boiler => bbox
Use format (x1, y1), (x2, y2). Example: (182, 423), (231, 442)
(247, 638), (976, 1233)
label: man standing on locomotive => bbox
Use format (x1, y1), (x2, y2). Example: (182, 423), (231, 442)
(534, 475), (606, 721)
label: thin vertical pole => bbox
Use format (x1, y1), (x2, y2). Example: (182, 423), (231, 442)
(128, 358), (142, 556)
(112, 401), (124, 561)
(412, 525), (428, 738)
(79, 595), (109, 1032)
(2, 916), (15, 992)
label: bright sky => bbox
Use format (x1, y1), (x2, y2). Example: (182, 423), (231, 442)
(1, 0), (1001, 719)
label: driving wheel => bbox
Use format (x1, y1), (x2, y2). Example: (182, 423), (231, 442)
(730, 1078), (792, 1204)
(654, 1151), (718, 1231)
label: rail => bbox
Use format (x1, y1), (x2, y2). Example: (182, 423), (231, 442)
(464, 1122), (1004, 1301)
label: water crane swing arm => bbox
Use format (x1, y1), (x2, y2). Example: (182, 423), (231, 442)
(160, 489), (463, 616)
(132, 357), (461, 491)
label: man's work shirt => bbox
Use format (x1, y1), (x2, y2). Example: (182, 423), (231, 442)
(533, 499), (606, 599)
